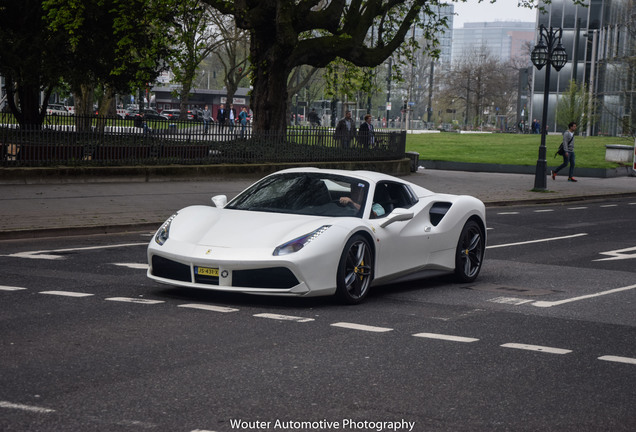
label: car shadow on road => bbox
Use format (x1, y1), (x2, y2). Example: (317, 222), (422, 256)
(150, 273), (467, 309)
(153, 286), (338, 309)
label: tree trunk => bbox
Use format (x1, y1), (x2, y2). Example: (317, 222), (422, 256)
(96, 86), (116, 132)
(249, 31), (292, 134)
(73, 84), (95, 133)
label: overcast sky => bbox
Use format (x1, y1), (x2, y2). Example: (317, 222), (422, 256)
(452, 0), (537, 28)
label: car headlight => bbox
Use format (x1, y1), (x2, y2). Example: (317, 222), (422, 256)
(154, 213), (178, 246)
(273, 225), (331, 256)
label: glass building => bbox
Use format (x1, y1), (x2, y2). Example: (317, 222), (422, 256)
(530, 0), (635, 136)
(452, 21), (536, 64)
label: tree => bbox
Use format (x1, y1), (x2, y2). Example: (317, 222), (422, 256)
(439, 48), (512, 129)
(167, 0), (221, 119)
(42, 0), (175, 129)
(200, 0), (559, 134)
(209, 12), (250, 107)
(557, 79), (594, 132)
(202, 0), (449, 133)
(0, 0), (65, 127)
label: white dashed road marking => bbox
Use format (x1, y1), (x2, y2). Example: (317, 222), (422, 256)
(413, 333), (479, 343)
(598, 355), (636, 365)
(113, 263), (148, 269)
(105, 297), (164, 304)
(0, 401), (55, 414)
(39, 291), (94, 297)
(331, 322), (393, 333)
(501, 343), (572, 355)
(178, 303), (239, 313)
(0, 285), (27, 291)
(254, 313), (315, 323)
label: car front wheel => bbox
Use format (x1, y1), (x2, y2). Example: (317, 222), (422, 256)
(454, 220), (485, 283)
(336, 234), (373, 304)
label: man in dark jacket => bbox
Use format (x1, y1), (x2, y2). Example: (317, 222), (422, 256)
(217, 104), (227, 131)
(358, 114), (375, 149)
(334, 111), (356, 148)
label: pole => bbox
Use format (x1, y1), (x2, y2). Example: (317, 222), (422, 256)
(534, 64), (550, 190)
(386, 58), (392, 127)
(586, 30), (597, 137)
(427, 61), (434, 123)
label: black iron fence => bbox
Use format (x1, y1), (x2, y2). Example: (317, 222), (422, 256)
(1, 115), (406, 167)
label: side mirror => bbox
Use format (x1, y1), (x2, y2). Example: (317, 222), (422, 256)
(379, 208), (414, 228)
(211, 195), (227, 208)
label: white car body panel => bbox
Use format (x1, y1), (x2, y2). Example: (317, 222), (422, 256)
(147, 168), (486, 299)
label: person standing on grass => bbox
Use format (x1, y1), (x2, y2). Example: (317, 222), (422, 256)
(552, 121), (578, 182)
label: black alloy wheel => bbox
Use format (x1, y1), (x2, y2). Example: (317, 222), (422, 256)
(336, 234), (373, 304)
(454, 220), (485, 283)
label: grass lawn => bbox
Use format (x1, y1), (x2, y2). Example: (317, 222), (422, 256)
(405, 132), (634, 169)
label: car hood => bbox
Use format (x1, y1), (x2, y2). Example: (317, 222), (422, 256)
(172, 206), (337, 248)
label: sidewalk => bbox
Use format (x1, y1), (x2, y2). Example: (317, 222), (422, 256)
(1, 168), (634, 239)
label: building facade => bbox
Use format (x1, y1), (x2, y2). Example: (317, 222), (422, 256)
(530, 0), (635, 136)
(451, 21), (536, 64)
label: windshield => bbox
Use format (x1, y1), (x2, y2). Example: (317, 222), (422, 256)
(226, 173), (370, 218)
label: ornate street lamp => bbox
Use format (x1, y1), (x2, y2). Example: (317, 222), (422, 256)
(530, 25), (568, 191)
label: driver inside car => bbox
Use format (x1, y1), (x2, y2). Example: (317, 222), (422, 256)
(339, 183), (385, 217)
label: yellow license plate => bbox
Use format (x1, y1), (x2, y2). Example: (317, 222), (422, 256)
(196, 267), (219, 277)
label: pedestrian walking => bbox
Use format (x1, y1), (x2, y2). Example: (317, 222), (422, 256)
(358, 114), (375, 149)
(334, 111), (356, 148)
(552, 121), (578, 182)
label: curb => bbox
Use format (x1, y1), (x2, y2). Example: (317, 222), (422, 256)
(419, 160), (635, 178)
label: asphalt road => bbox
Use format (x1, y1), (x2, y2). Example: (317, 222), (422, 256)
(1, 197), (635, 432)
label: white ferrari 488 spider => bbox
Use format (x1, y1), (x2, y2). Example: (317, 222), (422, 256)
(147, 168), (486, 304)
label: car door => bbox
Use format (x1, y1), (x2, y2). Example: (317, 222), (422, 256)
(370, 182), (432, 279)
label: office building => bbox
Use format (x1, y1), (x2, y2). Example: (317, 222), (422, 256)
(530, 0), (635, 136)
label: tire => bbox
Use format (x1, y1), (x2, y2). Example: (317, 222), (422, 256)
(454, 220), (485, 283)
(336, 234), (373, 304)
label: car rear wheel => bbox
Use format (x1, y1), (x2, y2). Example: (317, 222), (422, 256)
(454, 220), (485, 283)
(336, 234), (373, 304)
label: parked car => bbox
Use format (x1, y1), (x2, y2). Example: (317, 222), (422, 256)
(46, 104), (70, 116)
(125, 109), (164, 121)
(161, 109), (181, 121)
(147, 168), (487, 304)
(187, 108), (204, 122)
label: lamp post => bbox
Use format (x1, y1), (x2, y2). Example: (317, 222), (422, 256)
(530, 25), (568, 191)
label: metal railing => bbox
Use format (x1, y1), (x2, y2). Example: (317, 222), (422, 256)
(1, 115), (406, 167)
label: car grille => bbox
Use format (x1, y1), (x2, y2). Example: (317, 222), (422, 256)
(233, 268), (299, 289)
(194, 272), (219, 285)
(151, 255), (191, 282)
(151, 256), (299, 289)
